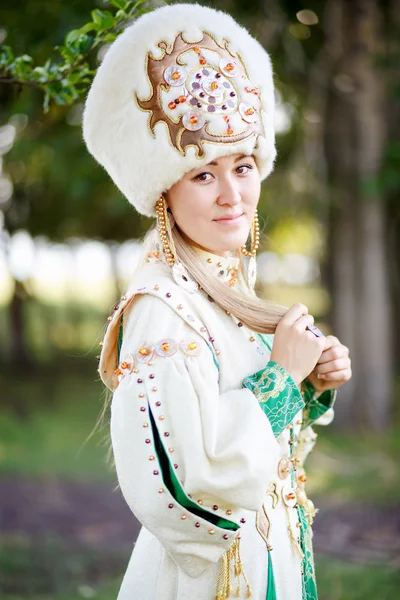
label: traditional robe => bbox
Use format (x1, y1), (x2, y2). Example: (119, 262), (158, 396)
(99, 238), (336, 600)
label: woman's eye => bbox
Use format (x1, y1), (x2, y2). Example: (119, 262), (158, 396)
(195, 172), (212, 181)
(237, 164), (253, 174)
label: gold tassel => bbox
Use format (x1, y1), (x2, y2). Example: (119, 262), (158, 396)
(284, 506), (304, 561)
(215, 535), (252, 599)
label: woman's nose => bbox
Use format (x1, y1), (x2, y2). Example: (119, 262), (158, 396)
(216, 180), (242, 206)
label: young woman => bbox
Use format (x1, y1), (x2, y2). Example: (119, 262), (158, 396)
(83, 4), (351, 600)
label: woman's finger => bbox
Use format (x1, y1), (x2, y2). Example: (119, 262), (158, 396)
(293, 314), (315, 332)
(318, 368), (352, 381)
(316, 358), (350, 374)
(317, 345), (350, 365)
(281, 303), (309, 327)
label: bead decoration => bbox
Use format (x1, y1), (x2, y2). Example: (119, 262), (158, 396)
(136, 344), (154, 364)
(179, 340), (201, 356)
(164, 64), (186, 86)
(155, 338), (178, 357)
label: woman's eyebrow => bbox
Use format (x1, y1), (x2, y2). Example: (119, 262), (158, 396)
(207, 154), (249, 167)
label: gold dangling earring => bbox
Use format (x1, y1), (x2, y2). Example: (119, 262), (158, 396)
(240, 210), (259, 291)
(155, 196), (176, 267)
(155, 196), (199, 294)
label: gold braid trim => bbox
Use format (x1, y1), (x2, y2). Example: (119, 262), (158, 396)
(215, 535), (252, 599)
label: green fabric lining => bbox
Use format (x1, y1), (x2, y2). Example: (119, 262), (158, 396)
(301, 379), (337, 430)
(148, 407), (239, 531)
(117, 315), (124, 365)
(266, 550), (277, 600)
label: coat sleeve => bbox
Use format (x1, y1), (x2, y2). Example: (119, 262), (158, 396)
(109, 293), (281, 578)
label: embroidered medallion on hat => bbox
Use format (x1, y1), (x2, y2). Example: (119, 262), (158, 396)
(136, 32), (265, 158)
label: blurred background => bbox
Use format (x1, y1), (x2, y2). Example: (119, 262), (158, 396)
(0, 0), (399, 598)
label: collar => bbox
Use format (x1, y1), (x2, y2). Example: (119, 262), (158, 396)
(192, 246), (241, 288)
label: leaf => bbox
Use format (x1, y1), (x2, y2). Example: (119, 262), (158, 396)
(91, 9), (115, 31)
(0, 45), (14, 67)
(108, 0), (128, 9)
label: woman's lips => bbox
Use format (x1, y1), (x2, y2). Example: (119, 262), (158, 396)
(213, 213), (244, 225)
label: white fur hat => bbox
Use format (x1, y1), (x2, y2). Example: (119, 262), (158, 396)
(83, 3), (276, 218)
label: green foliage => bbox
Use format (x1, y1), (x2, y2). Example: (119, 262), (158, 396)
(0, 0), (150, 112)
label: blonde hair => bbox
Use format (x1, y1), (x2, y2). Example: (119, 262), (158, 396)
(169, 222), (286, 333)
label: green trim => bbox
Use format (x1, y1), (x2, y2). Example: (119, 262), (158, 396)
(149, 407), (239, 531)
(266, 550), (277, 600)
(298, 504), (318, 600)
(117, 315), (124, 364)
(242, 361), (305, 438)
(301, 379), (337, 429)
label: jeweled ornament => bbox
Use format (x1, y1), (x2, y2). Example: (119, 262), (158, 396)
(164, 64), (186, 86)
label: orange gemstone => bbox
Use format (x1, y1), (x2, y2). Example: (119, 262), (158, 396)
(210, 81), (218, 90)
(168, 101), (177, 110)
(172, 71), (180, 80)
(193, 46), (201, 54)
(286, 492), (296, 500)
(298, 475), (307, 483)
(228, 278), (237, 286)
(178, 95), (186, 103)
(226, 63), (234, 71)
(161, 343), (170, 351)
(223, 115), (230, 123)
(120, 361), (129, 370)
(199, 57), (206, 65)
(188, 342), (197, 350)
(245, 108), (255, 116)
(227, 127), (233, 135)
(114, 368), (123, 376)
(189, 116), (198, 125)
(139, 347), (151, 356)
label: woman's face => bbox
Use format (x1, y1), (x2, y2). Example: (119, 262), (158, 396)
(165, 153), (261, 257)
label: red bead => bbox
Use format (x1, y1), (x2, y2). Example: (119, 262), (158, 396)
(209, 337), (215, 343)
(195, 522), (200, 528)
(240, 518), (246, 523)
(156, 401), (161, 407)
(164, 432), (170, 437)
(153, 470), (159, 475)
(149, 374), (155, 379)
(140, 406), (146, 412)
(137, 378), (143, 383)
(223, 534), (229, 540)
(166, 293), (171, 298)
(174, 464), (178, 469)
(213, 505), (218, 511)
(145, 439), (151, 444)
(114, 305), (119, 310)
(168, 503), (174, 509)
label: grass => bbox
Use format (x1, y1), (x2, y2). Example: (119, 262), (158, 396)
(0, 370), (112, 481)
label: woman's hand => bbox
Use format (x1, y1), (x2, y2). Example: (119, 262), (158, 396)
(306, 335), (352, 392)
(270, 303), (326, 386)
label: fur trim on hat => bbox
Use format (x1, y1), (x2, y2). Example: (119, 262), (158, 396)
(83, 3), (276, 217)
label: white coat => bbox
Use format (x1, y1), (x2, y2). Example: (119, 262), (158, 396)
(98, 239), (336, 600)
